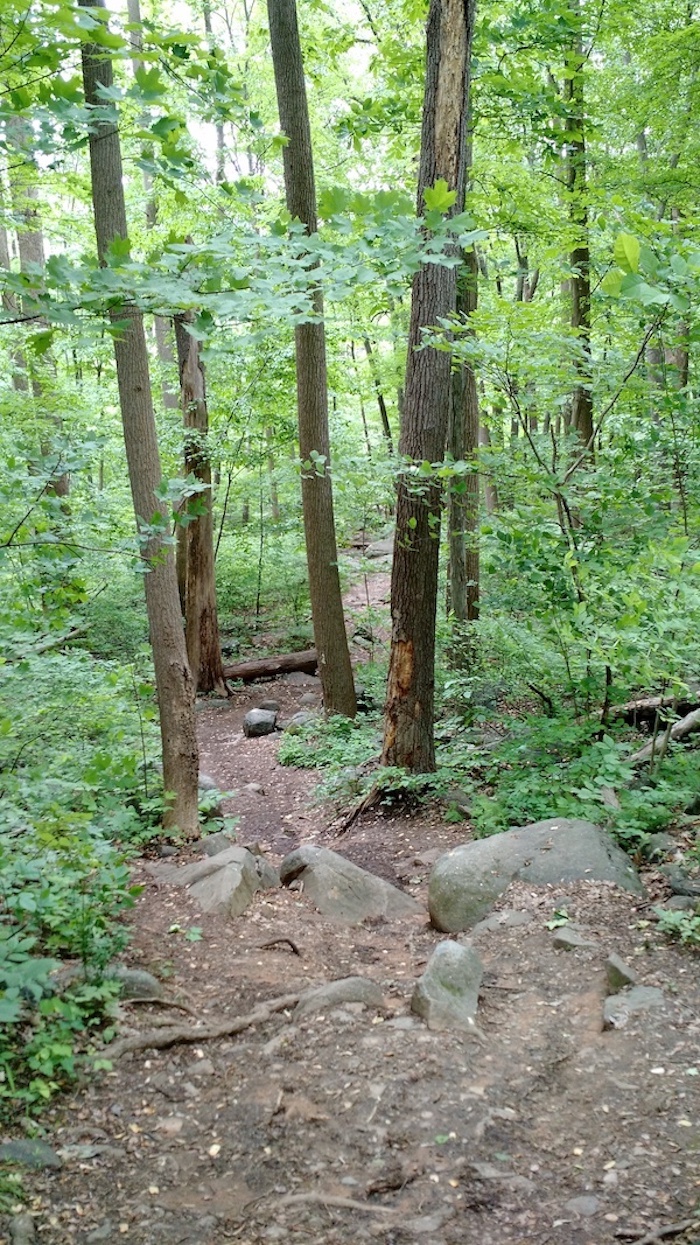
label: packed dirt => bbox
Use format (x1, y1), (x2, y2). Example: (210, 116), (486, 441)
(4, 567), (700, 1245)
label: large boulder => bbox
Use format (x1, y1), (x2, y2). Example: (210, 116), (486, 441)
(411, 940), (483, 1032)
(146, 846), (261, 918)
(243, 709), (278, 738)
(280, 846), (421, 924)
(429, 819), (644, 932)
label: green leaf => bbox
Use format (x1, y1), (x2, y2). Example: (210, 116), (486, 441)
(423, 179), (457, 214)
(613, 234), (641, 274)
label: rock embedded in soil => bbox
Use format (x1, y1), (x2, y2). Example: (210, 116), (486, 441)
(243, 708), (278, 738)
(105, 965), (164, 999)
(603, 985), (665, 1029)
(551, 926), (597, 951)
(411, 939), (484, 1032)
(147, 846), (261, 918)
(9, 1215), (36, 1245)
(429, 819), (644, 932)
(0, 1140), (62, 1170)
(605, 953), (637, 992)
(283, 710), (317, 732)
(565, 1195), (601, 1217)
(295, 976), (384, 1016)
(279, 845), (422, 924)
(201, 831), (237, 856)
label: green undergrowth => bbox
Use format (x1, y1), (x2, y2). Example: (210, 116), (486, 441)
(0, 650), (167, 1117)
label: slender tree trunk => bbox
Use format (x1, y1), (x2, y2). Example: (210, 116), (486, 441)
(565, 0), (593, 449)
(448, 246), (479, 622)
(266, 428), (281, 521)
(174, 310), (228, 696)
(382, 0), (475, 772)
(80, 0), (199, 835)
(362, 337), (394, 454)
(267, 0), (356, 717)
(478, 423), (499, 514)
(349, 342), (374, 460)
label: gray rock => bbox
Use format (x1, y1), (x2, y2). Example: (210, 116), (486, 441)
(198, 773), (219, 792)
(411, 940), (483, 1032)
(253, 855), (281, 889)
(299, 691), (318, 707)
(365, 537), (394, 559)
(429, 819), (644, 932)
(645, 831), (676, 859)
(565, 1196), (600, 1217)
(605, 953), (637, 993)
(283, 711), (317, 733)
(655, 895), (698, 912)
(442, 786), (473, 816)
(159, 845), (178, 857)
(472, 909), (534, 934)
(105, 965), (164, 999)
(242, 782), (265, 795)
(85, 1224), (115, 1244)
(279, 846), (422, 924)
(257, 700), (280, 712)
(147, 847), (260, 918)
(201, 831), (237, 857)
(296, 976), (384, 1016)
(282, 672), (321, 686)
(660, 864), (700, 896)
(243, 708), (278, 738)
(551, 926), (596, 951)
(9, 1215), (35, 1245)
(0, 1140), (62, 1170)
(603, 985), (665, 1030)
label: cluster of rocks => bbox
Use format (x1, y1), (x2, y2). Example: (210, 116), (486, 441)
(143, 817), (672, 1036)
(242, 687), (321, 739)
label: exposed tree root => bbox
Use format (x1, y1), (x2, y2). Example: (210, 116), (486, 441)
(259, 937), (301, 956)
(615, 1219), (698, 1245)
(104, 990), (303, 1060)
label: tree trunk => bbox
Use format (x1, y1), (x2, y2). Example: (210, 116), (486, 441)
(447, 246), (479, 623)
(267, 0), (356, 718)
(382, 0), (475, 772)
(362, 337), (394, 454)
(80, 0), (199, 836)
(478, 423), (499, 514)
(565, 0), (593, 449)
(174, 309), (228, 696)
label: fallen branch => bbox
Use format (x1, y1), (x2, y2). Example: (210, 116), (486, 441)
(222, 649), (317, 683)
(610, 686), (700, 725)
(615, 1219), (698, 1245)
(104, 990), (303, 1060)
(628, 708), (700, 765)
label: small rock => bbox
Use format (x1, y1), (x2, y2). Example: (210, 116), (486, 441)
(283, 711), (316, 732)
(603, 985), (665, 1029)
(159, 845), (179, 858)
(243, 708), (278, 738)
(551, 927), (596, 951)
(201, 831), (237, 857)
(605, 953), (637, 993)
(105, 966), (164, 1000)
(257, 700), (280, 712)
(386, 1015), (417, 1029)
(295, 976), (384, 1017)
(472, 909), (534, 934)
(9, 1214), (36, 1245)
(660, 864), (700, 896)
(442, 786), (473, 816)
(299, 691), (318, 707)
(365, 537), (394, 559)
(411, 940), (483, 1032)
(655, 895), (698, 912)
(253, 856), (280, 889)
(645, 832), (676, 859)
(0, 1140), (62, 1170)
(242, 782), (265, 795)
(198, 773), (219, 792)
(282, 672), (321, 686)
(85, 1226), (115, 1245)
(565, 1196), (601, 1217)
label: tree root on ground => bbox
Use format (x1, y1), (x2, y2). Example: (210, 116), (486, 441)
(615, 1220), (698, 1245)
(104, 990), (304, 1060)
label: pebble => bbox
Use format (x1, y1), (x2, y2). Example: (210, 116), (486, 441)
(564, 1196), (601, 1216)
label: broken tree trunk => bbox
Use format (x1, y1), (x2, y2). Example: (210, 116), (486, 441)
(628, 707), (700, 765)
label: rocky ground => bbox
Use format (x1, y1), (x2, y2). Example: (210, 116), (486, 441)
(2, 564), (700, 1245)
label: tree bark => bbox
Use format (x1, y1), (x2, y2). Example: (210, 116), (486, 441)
(174, 309), (228, 696)
(80, 0), (199, 836)
(362, 337), (394, 454)
(267, 0), (356, 718)
(382, 0), (475, 772)
(447, 245), (479, 622)
(565, 0), (593, 449)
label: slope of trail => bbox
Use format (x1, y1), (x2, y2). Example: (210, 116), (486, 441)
(4, 566), (700, 1245)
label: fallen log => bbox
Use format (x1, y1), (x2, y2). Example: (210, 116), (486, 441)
(628, 707), (700, 765)
(609, 684), (700, 725)
(222, 648), (317, 683)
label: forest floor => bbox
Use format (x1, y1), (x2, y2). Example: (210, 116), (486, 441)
(5, 562), (700, 1245)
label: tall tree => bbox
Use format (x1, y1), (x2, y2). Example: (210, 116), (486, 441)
(267, 0), (356, 718)
(382, 0), (475, 771)
(565, 0), (593, 448)
(447, 245), (479, 622)
(79, 0), (200, 835)
(174, 307), (229, 696)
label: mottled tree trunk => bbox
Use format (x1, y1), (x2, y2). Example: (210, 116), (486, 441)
(267, 0), (356, 717)
(362, 337), (394, 454)
(174, 310), (228, 696)
(80, 0), (199, 836)
(382, 0), (475, 771)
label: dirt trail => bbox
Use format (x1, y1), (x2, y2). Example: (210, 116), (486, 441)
(4, 566), (700, 1245)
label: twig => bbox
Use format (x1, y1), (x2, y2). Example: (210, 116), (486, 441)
(615, 1219), (697, 1245)
(258, 937), (301, 956)
(104, 990), (303, 1060)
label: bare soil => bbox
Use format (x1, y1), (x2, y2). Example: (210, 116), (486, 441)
(4, 567), (700, 1245)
